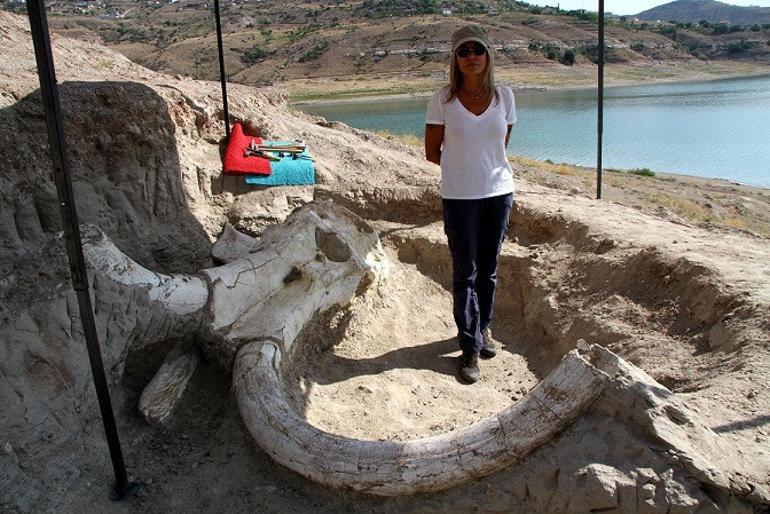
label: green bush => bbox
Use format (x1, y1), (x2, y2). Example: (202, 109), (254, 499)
(358, 0), (438, 17)
(545, 48), (560, 60)
(561, 48), (576, 65)
(240, 45), (268, 66)
(727, 39), (753, 54)
(298, 41), (329, 63)
(657, 25), (677, 38)
(529, 41), (563, 61)
(711, 23), (729, 34)
(629, 168), (656, 177)
(567, 9), (597, 22)
(455, 0), (487, 14)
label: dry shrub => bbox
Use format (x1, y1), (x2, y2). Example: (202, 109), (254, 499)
(508, 155), (580, 176)
(374, 130), (422, 148)
(643, 191), (710, 221)
(721, 216), (748, 230)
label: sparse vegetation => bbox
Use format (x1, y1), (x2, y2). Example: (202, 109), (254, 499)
(528, 41), (566, 63)
(567, 9), (598, 23)
(372, 129), (422, 147)
(727, 40), (754, 54)
(561, 49), (576, 66)
(629, 168), (656, 177)
(298, 41), (329, 63)
(357, 0), (439, 18)
(637, 1), (770, 26)
(507, 157), (770, 237)
(24, 0), (770, 95)
(240, 45), (268, 66)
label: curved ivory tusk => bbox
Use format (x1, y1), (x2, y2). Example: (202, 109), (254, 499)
(81, 224), (208, 316)
(234, 342), (608, 496)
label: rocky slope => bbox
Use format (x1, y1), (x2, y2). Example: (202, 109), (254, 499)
(6, 0), (770, 89)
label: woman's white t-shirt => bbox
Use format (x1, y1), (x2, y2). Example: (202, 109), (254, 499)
(426, 85), (517, 200)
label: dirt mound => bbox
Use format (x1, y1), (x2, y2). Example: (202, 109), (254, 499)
(1, 10), (769, 514)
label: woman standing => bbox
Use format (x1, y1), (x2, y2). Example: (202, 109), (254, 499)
(425, 25), (516, 384)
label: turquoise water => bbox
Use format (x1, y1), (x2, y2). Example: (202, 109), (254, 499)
(295, 75), (770, 188)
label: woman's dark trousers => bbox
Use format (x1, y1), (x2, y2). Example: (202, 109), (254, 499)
(442, 193), (513, 355)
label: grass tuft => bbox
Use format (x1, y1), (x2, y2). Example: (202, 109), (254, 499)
(373, 130), (422, 147)
(628, 167), (656, 177)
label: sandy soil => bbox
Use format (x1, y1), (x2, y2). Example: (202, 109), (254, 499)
(1, 10), (769, 514)
(283, 243), (539, 441)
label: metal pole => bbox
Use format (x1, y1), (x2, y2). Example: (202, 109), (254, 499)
(596, 0), (605, 200)
(26, 0), (130, 499)
(214, 0), (230, 138)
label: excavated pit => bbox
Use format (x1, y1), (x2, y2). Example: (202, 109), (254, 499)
(280, 199), (747, 441)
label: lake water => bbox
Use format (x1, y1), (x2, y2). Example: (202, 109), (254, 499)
(295, 75), (770, 188)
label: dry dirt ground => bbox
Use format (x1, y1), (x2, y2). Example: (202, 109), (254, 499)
(1, 11), (769, 514)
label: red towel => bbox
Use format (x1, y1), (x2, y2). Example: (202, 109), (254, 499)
(223, 122), (271, 175)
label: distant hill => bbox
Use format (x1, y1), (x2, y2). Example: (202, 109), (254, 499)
(636, 0), (770, 25)
(3, 0), (769, 87)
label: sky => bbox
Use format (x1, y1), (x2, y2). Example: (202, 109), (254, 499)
(525, 0), (770, 15)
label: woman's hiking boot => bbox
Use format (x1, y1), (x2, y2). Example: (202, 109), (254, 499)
(460, 351), (480, 383)
(480, 329), (497, 359)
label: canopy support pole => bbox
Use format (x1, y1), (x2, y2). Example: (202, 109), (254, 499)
(26, 0), (131, 499)
(596, 0), (605, 199)
(214, 0), (230, 138)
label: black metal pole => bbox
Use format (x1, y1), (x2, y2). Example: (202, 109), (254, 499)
(214, 0), (230, 138)
(596, 0), (605, 200)
(26, 0), (130, 499)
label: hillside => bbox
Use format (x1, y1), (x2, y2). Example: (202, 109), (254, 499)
(637, 0), (770, 25)
(4, 0), (770, 98)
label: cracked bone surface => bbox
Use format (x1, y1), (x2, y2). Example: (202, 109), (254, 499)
(82, 200), (388, 415)
(82, 224), (209, 317)
(234, 344), (609, 496)
(201, 199), (388, 366)
(83, 200), (387, 364)
(234, 342), (762, 500)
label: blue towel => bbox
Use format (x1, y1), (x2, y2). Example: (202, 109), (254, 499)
(244, 147), (315, 186)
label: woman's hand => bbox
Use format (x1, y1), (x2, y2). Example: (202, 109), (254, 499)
(425, 124), (444, 166)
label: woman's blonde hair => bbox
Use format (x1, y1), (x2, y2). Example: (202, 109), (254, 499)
(446, 43), (497, 104)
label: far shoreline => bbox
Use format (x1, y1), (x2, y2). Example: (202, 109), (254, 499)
(288, 64), (770, 106)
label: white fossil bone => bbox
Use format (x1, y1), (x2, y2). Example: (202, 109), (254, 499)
(138, 340), (200, 425)
(233, 343), (608, 496)
(81, 225), (209, 317)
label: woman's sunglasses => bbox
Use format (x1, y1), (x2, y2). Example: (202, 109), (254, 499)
(456, 43), (487, 58)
